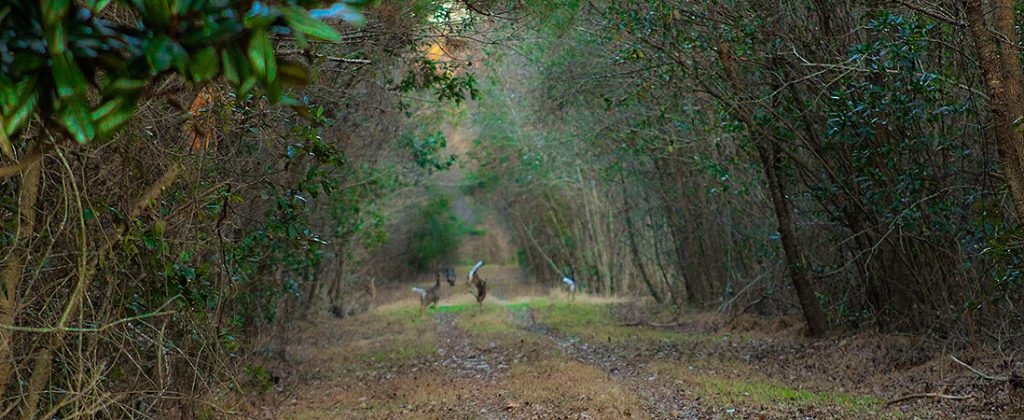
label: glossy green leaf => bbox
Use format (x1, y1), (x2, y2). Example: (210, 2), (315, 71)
(94, 93), (137, 138)
(41, 0), (71, 26)
(237, 76), (257, 97)
(266, 74), (283, 103)
(279, 60), (311, 86)
(190, 47), (220, 82)
(90, 96), (126, 121)
(172, 0), (194, 15)
(221, 49), (240, 85)
(56, 96), (95, 144)
(85, 0), (113, 12)
(279, 5), (342, 42)
(51, 52), (89, 99)
(248, 29), (277, 83)
(106, 78), (147, 93)
(144, 35), (176, 72)
(142, 0), (172, 30)
(4, 78), (39, 135)
(46, 21), (67, 53)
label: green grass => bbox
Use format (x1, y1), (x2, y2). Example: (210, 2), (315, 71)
(651, 360), (892, 417)
(709, 379), (884, 411)
(451, 301), (533, 335)
(702, 377), (893, 417)
(364, 341), (438, 364)
(529, 299), (718, 345)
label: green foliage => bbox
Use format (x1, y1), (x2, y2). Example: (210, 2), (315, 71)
(0, 0), (372, 147)
(243, 363), (276, 393)
(408, 193), (465, 270)
(397, 58), (480, 105)
(461, 166), (499, 193)
(405, 130), (456, 173)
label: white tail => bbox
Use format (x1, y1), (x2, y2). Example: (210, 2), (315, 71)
(562, 276), (576, 292)
(412, 287), (427, 298)
(469, 260), (484, 280)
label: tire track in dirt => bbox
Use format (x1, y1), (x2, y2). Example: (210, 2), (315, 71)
(434, 312), (510, 381)
(515, 308), (704, 419)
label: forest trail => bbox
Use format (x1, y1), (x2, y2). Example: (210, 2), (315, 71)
(253, 266), (995, 419)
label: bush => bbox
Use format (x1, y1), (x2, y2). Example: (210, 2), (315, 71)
(408, 193), (465, 270)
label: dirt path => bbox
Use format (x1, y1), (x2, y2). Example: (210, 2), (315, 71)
(254, 274), (1016, 419)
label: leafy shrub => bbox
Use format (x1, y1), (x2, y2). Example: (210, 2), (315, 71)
(408, 193), (465, 270)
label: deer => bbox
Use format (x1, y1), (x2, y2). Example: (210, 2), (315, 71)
(444, 266), (456, 286)
(412, 272), (442, 312)
(562, 276), (576, 302)
(468, 260), (487, 310)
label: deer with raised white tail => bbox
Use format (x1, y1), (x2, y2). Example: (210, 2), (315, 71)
(468, 260), (486, 309)
(412, 272), (442, 312)
(562, 276), (576, 302)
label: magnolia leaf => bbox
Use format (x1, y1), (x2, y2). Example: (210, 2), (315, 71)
(190, 47), (220, 82)
(279, 60), (311, 86)
(279, 5), (342, 41)
(56, 96), (95, 144)
(221, 49), (239, 85)
(94, 97), (137, 138)
(248, 29), (277, 83)
(4, 78), (40, 135)
(142, 0), (172, 30)
(309, 3), (366, 27)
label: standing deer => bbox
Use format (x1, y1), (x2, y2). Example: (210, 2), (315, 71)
(468, 260), (487, 309)
(562, 276), (576, 302)
(444, 267), (456, 286)
(412, 273), (442, 312)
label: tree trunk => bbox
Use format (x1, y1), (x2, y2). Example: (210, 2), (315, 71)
(655, 157), (709, 305)
(965, 0), (1024, 219)
(757, 143), (828, 337)
(621, 178), (663, 303)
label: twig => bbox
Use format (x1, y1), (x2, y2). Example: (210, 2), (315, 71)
(951, 355), (1011, 381)
(885, 392), (974, 406)
(0, 295), (180, 334)
(0, 146), (47, 178)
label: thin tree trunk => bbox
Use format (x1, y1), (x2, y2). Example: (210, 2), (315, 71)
(621, 178), (662, 303)
(757, 144), (828, 337)
(655, 157), (708, 305)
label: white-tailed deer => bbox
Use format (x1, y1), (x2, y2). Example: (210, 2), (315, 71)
(412, 273), (442, 312)
(468, 260), (486, 309)
(444, 267), (456, 286)
(562, 276), (576, 302)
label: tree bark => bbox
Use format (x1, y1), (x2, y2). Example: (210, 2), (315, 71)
(757, 144), (829, 337)
(965, 0), (1024, 219)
